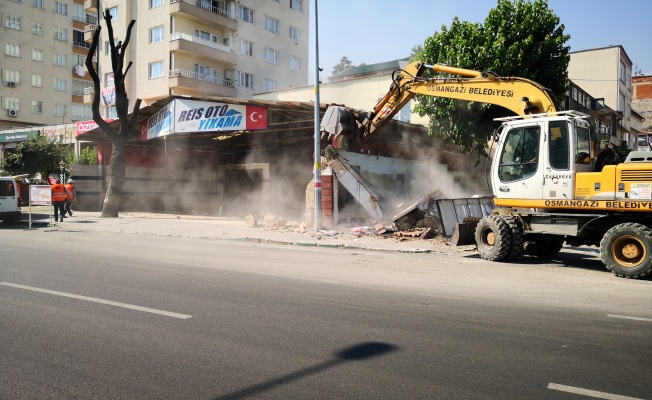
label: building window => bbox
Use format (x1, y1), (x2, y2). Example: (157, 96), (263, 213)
(73, 30), (86, 47)
(195, 64), (218, 83)
(54, 53), (67, 66)
(54, 78), (67, 92)
(107, 106), (117, 119)
(72, 104), (93, 120)
(289, 26), (302, 43)
(620, 62), (626, 82)
(105, 39), (119, 56)
(238, 39), (254, 56)
(73, 4), (86, 22)
(53, 104), (67, 117)
(73, 54), (85, 66)
(238, 71), (253, 89)
(4, 70), (21, 85)
(238, 5), (254, 24)
(265, 16), (279, 34)
(289, 56), (302, 71)
(5, 43), (21, 57)
(290, 0), (302, 12)
(5, 97), (21, 112)
(6, 15), (22, 30)
(32, 48), (43, 61)
(148, 61), (164, 79)
(264, 47), (279, 64)
(32, 74), (43, 87)
(263, 79), (278, 92)
(150, 0), (164, 8)
(108, 7), (118, 21)
(32, 21), (43, 35)
(54, 2), (68, 15)
(150, 26), (164, 43)
(195, 29), (218, 43)
(32, 0), (43, 9)
(32, 101), (43, 113)
(54, 27), (68, 41)
(73, 79), (93, 96)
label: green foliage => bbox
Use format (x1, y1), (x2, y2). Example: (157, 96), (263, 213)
(77, 146), (99, 165)
(413, 0), (570, 156)
(329, 56), (354, 81)
(1, 135), (73, 179)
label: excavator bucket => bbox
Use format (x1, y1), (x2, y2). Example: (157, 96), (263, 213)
(320, 106), (355, 140)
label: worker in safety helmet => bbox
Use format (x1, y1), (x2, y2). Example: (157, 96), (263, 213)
(64, 178), (76, 217)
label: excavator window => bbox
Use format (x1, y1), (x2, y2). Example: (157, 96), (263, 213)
(549, 121), (570, 170)
(575, 126), (591, 165)
(498, 126), (540, 183)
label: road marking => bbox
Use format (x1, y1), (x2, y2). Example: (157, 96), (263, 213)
(608, 314), (652, 323)
(0, 282), (192, 319)
(548, 383), (645, 400)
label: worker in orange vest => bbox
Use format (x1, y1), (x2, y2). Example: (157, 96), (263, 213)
(64, 178), (76, 217)
(51, 179), (68, 222)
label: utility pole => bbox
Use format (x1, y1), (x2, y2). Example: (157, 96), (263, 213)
(313, 0), (322, 231)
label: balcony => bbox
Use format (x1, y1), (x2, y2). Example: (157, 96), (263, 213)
(169, 69), (236, 98)
(83, 86), (95, 104)
(170, 0), (237, 30)
(84, 24), (99, 43)
(84, 0), (97, 12)
(170, 32), (236, 65)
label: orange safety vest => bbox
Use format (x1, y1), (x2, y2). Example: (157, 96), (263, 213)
(52, 184), (66, 202)
(65, 183), (74, 200)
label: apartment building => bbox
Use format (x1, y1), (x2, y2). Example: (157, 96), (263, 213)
(568, 45), (635, 146)
(80, 0), (309, 119)
(0, 0), (97, 131)
(0, 0), (309, 130)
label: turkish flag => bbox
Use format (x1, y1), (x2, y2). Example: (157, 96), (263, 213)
(245, 106), (268, 130)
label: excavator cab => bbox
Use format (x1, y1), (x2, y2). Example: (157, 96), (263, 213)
(491, 111), (591, 204)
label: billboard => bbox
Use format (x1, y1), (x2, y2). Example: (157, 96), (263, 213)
(145, 99), (268, 140)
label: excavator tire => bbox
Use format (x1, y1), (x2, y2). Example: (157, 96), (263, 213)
(524, 236), (565, 257)
(503, 216), (524, 261)
(475, 215), (512, 261)
(600, 223), (652, 279)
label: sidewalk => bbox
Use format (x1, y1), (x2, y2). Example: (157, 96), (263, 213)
(22, 207), (473, 255)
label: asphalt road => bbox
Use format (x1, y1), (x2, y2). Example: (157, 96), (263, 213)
(1, 229), (651, 399)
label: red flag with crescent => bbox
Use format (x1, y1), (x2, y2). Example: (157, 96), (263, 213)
(246, 106), (268, 130)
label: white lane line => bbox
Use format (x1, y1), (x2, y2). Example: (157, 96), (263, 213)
(608, 314), (652, 323)
(548, 383), (645, 400)
(1, 282), (192, 319)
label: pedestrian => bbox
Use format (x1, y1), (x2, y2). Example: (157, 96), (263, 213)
(64, 178), (76, 216)
(51, 179), (68, 222)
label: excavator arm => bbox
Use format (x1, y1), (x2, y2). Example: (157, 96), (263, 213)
(320, 61), (560, 142)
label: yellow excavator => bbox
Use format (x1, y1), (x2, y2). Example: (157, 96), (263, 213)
(320, 61), (652, 279)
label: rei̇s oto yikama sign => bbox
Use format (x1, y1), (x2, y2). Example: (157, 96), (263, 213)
(145, 99), (268, 140)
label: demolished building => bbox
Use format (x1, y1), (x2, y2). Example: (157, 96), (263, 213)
(76, 95), (490, 231)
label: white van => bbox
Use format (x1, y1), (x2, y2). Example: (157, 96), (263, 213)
(0, 176), (22, 223)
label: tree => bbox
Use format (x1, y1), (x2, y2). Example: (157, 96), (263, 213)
(328, 56), (354, 81)
(85, 10), (141, 217)
(77, 146), (99, 165)
(413, 0), (570, 156)
(1, 135), (72, 179)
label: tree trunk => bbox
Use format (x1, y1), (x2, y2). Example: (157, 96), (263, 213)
(101, 136), (126, 217)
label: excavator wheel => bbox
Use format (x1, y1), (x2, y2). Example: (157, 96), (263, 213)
(524, 236), (565, 257)
(503, 216), (524, 261)
(475, 215), (512, 261)
(600, 223), (652, 279)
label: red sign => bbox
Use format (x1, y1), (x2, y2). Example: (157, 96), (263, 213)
(75, 119), (115, 136)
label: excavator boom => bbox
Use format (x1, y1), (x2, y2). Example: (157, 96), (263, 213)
(320, 61), (560, 142)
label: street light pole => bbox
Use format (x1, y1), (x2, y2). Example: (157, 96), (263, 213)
(313, 0), (322, 231)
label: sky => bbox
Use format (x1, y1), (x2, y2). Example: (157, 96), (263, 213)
(309, 0), (652, 81)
